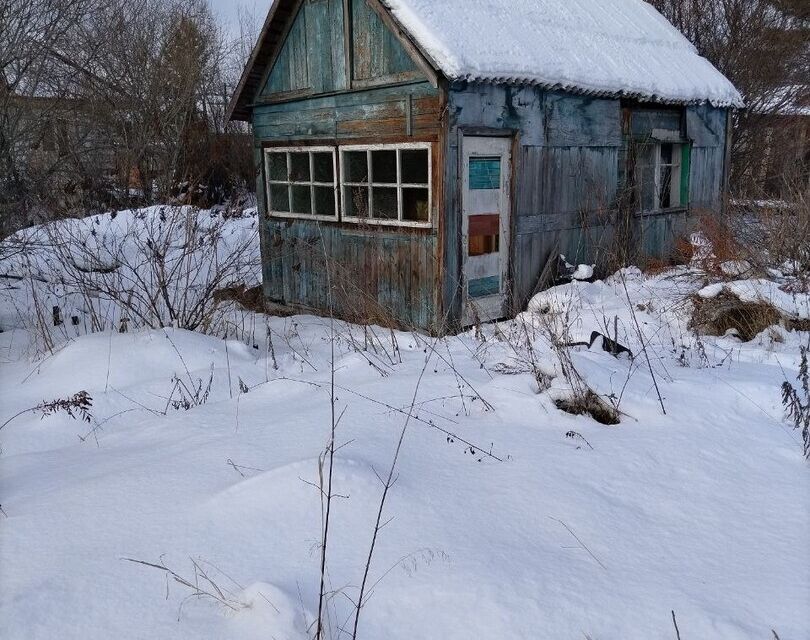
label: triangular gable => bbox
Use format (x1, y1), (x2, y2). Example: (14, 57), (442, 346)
(229, 0), (439, 120)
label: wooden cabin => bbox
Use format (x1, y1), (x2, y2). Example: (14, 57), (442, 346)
(229, 0), (742, 332)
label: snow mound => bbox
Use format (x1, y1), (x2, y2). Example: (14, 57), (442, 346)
(20, 329), (257, 396)
(698, 279), (810, 320)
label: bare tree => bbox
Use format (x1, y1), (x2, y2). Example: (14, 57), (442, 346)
(649, 0), (809, 196)
(1, 0), (254, 238)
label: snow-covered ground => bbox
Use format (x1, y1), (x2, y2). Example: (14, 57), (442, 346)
(0, 209), (808, 639)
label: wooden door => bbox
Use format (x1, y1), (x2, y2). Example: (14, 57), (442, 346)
(461, 136), (512, 325)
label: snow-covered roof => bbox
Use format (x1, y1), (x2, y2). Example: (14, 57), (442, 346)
(381, 0), (744, 108)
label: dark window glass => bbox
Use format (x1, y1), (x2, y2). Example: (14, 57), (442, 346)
(639, 166), (656, 212)
(291, 185), (312, 214)
(372, 187), (398, 219)
(344, 151), (368, 183)
(268, 153), (287, 181)
(402, 188), (429, 222)
(270, 184), (290, 212)
(344, 186), (369, 218)
(313, 186), (335, 216)
(636, 144), (656, 168)
(312, 153), (334, 183)
(660, 143), (673, 164)
(469, 234), (499, 256)
(371, 150), (397, 183)
(401, 149), (429, 184)
(289, 153), (310, 182)
(660, 166), (673, 209)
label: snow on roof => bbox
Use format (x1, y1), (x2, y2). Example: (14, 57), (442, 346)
(381, 0), (744, 107)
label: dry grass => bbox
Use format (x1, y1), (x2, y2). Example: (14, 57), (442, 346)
(690, 293), (783, 341)
(555, 391), (620, 426)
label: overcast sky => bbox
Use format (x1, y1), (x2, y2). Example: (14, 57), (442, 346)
(208, 0), (274, 36)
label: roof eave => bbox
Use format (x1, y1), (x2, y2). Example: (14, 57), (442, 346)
(227, 0), (285, 122)
(446, 74), (744, 109)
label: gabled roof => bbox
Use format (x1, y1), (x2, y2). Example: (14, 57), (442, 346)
(381, 0), (743, 107)
(229, 0), (743, 121)
(229, 0), (301, 121)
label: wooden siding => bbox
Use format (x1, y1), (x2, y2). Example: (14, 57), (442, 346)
(253, 80), (443, 330)
(351, 0), (420, 82)
(253, 82), (440, 140)
(444, 84), (626, 317)
(686, 104), (727, 211)
(250, 0), (444, 330)
(261, 0), (424, 102)
(264, 1), (311, 95)
(444, 83), (729, 319)
(261, 221), (437, 329)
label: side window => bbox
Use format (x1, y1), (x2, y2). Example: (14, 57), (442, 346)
(340, 144), (431, 226)
(265, 147), (338, 220)
(265, 144), (432, 226)
(635, 142), (689, 213)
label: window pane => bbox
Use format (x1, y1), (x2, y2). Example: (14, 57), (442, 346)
(290, 152), (310, 182)
(401, 149), (429, 184)
(372, 187), (398, 219)
(660, 166), (673, 209)
(371, 150), (397, 184)
(402, 188), (429, 222)
(639, 167), (656, 212)
(468, 213), (499, 256)
(291, 185), (312, 214)
(267, 153), (287, 181)
(270, 184), (290, 212)
(660, 143), (673, 165)
(469, 275), (500, 298)
(344, 151), (368, 183)
(469, 157), (500, 190)
(312, 153), (334, 183)
(469, 234), (499, 256)
(636, 144), (656, 168)
(313, 186), (336, 216)
(344, 185), (369, 218)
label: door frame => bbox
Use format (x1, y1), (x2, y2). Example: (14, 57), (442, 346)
(460, 134), (514, 326)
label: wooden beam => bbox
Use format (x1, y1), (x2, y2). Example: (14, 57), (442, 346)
(343, 0), (353, 90)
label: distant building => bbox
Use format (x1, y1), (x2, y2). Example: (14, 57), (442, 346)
(230, 0), (742, 331)
(752, 87), (810, 196)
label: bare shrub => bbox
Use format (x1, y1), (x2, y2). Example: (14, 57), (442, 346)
(37, 206), (259, 334)
(731, 186), (810, 287)
(781, 341), (810, 459)
(0, 390), (93, 432)
(524, 294), (622, 425)
(649, 0), (809, 196)
(556, 390), (620, 426)
(690, 293), (784, 341)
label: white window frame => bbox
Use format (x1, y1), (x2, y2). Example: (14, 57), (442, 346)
(339, 142), (432, 228)
(264, 146), (339, 222)
(636, 141), (684, 214)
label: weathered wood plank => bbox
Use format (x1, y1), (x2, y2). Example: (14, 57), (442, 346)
(351, 0), (419, 82)
(544, 93), (623, 147)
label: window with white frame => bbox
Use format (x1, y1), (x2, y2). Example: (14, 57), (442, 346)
(340, 143), (431, 225)
(265, 147), (338, 220)
(635, 142), (687, 213)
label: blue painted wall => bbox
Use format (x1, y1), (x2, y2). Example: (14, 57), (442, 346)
(443, 82), (729, 318)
